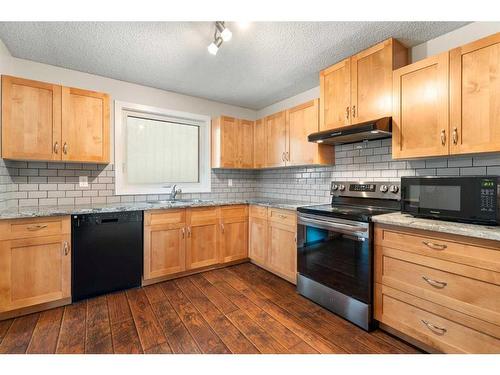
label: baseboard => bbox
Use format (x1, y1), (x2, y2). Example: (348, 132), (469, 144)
(0, 297), (72, 321)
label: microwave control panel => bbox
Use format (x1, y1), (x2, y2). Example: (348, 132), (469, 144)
(480, 179), (497, 212)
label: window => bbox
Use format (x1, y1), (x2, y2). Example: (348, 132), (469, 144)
(115, 101), (211, 195)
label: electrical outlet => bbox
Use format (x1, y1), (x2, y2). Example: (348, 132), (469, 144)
(79, 175), (89, 188)
(228, 179), (233, 187)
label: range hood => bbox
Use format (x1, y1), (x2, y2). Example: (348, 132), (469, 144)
(308, 117), (392, 145)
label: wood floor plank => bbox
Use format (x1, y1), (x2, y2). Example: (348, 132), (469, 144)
(126, 288), (168, 352)
(371, 330), (423, 354)
(202, 269), (312, 351)
(175, 277), (259, 354)
(143, 284), (167, 305)
(289, 340), (319, 354)
(26, 307), (63, 354)
(189, 273), (239, 314)
(160, 280), (230, 354)
(0, 319), (14, 345)
(145, 342), (173, 354)
(85, 296), (113, 354)
(220, 268), (346, 354)
(0, 314), (39, 354)
(56, 301), (87, 354)
(107, 291), (143, 354)
(225, 309), (288, 354)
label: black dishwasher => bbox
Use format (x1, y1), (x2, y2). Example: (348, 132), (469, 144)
(72, 211), (143, 301)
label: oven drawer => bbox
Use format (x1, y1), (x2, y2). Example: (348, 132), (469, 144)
(375, 284), (500, 353)
(375, 225), (500, 274)
(376, 247), (500, 326)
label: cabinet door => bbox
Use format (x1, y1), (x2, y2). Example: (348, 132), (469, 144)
(266, 111), (287, 167)
(1, 75), (61, 161)
(143, 224), (186, 280)
(450, 33), (500, 155)
(249, 216), (268, 265)
(220, 216), (248, 263)
(351, 39), (407, 123)
(218, 116), (238, 168)
(186, 207), (219, 270)
(253, 118), (267, 168)
(61, 87), (110, 163)
(392, 52), (450, 159)
(268, 221), (297, 284)
(238, 119), (254, 168)
(319, 58), (351, 130)
(0, 235), (71, 313)
(287, 99), (322, 166)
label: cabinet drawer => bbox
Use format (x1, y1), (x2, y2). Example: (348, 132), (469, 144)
(0, 216), (70, 240)
(220, 205), (248, 219)
(145, 209), (185, 226)
(375, 225), (500, 273)
(267, 208), (296, 226)
(249, 205), (268, 219)
(187, 207), (219, 225)
(377, 247), (500, 326)
(376, 284), (500, 353)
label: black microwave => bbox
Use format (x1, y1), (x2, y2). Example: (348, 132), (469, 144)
(401, 176), (500, 226)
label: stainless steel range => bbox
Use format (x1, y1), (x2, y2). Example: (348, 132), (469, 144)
(296, 181), (401, 331)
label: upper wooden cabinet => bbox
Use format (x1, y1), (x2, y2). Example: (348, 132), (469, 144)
(320, 38), (408, 131)
(286, 99), (334, 166)
(393, 32), (500, 159)
(1, 75), (110, 163)
(393, 52), (450, 159)
(211, 116), (254, 169)
(450, 33), (500, 155)
(253, 118), (267, 168)
(265, 111), (287, 168)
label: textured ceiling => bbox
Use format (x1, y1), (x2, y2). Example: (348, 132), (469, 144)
(0, 22), (469, 109)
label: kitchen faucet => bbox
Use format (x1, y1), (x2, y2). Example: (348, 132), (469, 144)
(169, 184), (182, 200)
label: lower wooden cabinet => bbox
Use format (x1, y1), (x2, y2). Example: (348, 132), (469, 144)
(220, 205), (249, 263)
(186, 207), (220, 270)
(374, 224), (500, 353)
(0, 216), (71, 318)
(248, 205), (297, 284)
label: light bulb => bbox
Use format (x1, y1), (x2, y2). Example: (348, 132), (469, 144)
(221, 28), (232, 42)
(207, 36), (223, 55)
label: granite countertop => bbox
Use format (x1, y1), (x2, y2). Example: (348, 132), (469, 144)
(372, 212), (500, 242)
(0, 198), (313, 220)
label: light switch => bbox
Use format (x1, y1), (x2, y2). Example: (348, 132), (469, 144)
(228, 179), (233, 187)
(79, 175), (89, 188)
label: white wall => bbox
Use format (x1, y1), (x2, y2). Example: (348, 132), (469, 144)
(0, 40), (257, 162)
(256, 21), (500, 118)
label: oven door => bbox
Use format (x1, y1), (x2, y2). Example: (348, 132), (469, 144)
(297, 213), (371, 304)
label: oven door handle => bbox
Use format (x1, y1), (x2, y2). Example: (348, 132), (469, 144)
(298, 216), (368, 234)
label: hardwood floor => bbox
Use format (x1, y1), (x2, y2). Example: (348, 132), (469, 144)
(0, 263), (422, 354)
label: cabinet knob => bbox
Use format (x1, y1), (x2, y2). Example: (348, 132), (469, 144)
(63, 241), (70, 256)
(346, 106), (350, 119)
(53, 142), (59, 154)
(452, 127), (458, 145)
(63, 142), (68, 154)
(440, 129), (446, 146)
(351, 105), (356, 118)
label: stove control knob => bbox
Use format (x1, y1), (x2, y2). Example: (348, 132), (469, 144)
(389, 185), (400, 194)
(379, 185), (389, 193)
(331, 184), (339, 191)
(339, 184), (346, 192)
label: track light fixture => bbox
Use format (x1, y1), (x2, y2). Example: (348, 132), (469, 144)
(207, 21), (232, 55)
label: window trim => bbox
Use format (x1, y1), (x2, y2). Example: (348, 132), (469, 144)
(114, 100), (211, 196)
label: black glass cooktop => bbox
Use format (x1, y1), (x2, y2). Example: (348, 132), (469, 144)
(297, 201), (400, 222)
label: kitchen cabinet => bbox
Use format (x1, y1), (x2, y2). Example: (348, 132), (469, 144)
(61, 87), (110, 163)
(143, 209), (186, 280)
(0, 216), (71, 318)
(1, 75), (110, 163)
(374, 224), (500, 353)
(392, 52), (450, 158)
(286, 99), (334, 166)
(450, 32), (500, 155)
(248, 205), (297, 284)
(320, 38), (408, 131)
(186, 207), (220, 270)
(253, 118), (267, 168)
(393, 32), (500, 159)
(265, 111), (287, 167)
(211, 116), (254, 169)
(219, 205), (249, 263)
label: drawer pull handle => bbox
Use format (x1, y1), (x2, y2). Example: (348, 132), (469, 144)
(422, 241), (447, 250)
(278, 214), (287, 219)
(422, 276), (447, 289)
(63, 241), (70, 256)
(27, 224), (48, 231)
(221, 223), (225, 233)
(181, 227), (185, 239)
(421, 320), (447, 335)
